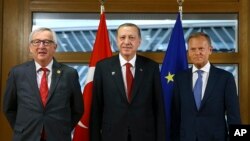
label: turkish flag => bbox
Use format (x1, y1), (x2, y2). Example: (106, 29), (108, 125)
(72, 12), (112, 141)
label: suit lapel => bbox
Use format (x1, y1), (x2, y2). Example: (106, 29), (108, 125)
(25, 61), (43, 107)
(200, 65), (217, 109)
(186, 68), (199, 110)
(130, 56), (144, 103)
(110, 56), (127, 102)
(47, 60), (62, 104)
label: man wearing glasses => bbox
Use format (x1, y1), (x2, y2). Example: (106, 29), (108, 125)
(3, 27), (84, 141)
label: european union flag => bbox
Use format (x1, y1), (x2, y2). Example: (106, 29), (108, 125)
(160, 13), (188, 141)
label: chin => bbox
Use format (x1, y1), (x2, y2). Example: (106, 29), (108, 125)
(37, 56), (49, 61)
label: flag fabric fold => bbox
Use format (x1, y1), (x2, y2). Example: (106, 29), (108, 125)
(160, 12), (188, 141)
(72, 12), (112, 141)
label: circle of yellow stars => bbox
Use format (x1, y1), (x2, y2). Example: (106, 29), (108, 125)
(165, 72), (175, 83)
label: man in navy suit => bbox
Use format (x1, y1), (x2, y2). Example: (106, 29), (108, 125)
(90, 23), (166, 141)
(3, 27), (84, 141)
(171, 32), (241, 141)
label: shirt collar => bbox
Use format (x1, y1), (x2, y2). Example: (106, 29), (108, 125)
(192, 61), (211, 73)
(35, 59), (53, 72)
(119, 53), (136, 67)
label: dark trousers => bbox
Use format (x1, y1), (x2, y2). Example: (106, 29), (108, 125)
(40, 138), (46, 141)
(128, 133), (131, 141)
(128, 128), (131, 141)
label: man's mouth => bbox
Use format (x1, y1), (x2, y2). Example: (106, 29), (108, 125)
(38, 51), (47, 55)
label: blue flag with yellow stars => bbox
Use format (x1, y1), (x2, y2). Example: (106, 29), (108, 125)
(160, 12), (188, 141)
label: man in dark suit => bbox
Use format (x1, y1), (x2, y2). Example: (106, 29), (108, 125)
(3, 27), (84, 141)
(90, 23), (166, 141)
(171, 32), (241, 141)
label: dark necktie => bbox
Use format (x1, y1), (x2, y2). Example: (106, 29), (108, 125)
(40, 68), (49, 107)
(126, 63), (134, 103)
(194, 70), (203, 110)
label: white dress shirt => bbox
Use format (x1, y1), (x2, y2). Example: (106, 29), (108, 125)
(192, 62), (211, 99)
(35, 60), (53, 90)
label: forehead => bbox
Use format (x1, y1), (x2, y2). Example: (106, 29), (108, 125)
(32, 30), (53, 39)
(117, 26), (138, 35)
(188, 36), (210, 47)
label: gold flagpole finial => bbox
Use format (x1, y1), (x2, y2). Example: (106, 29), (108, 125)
(99, 0), (106, 14)
(177, 0), (184, 13)
(177, 0), (184, 20)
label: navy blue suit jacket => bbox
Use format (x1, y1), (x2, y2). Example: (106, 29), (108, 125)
(171, 65), (241, 141)
(3, 59), (84, 141)
(90, 55), (166, 141)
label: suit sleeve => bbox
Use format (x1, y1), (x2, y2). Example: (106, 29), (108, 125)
(153, 63), (166, 141)
(225, 73), (241, 125)
(70, 69), (84, 129)
(3, 69), (18, 129)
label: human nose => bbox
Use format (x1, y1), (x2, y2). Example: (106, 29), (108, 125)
(124, 37), (130, 44)
(38, 41), (46, 47)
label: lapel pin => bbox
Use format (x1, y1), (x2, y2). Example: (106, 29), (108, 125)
(140, 68), (143, 72)
(57, 70), (61, 74)
(112, 71), (115, 75)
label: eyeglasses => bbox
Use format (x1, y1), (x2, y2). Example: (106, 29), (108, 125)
(30, 40), (55, 46)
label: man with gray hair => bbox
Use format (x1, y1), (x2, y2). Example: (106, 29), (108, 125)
(3, 27), (84, 141)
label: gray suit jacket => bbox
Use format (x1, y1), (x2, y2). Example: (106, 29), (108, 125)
(90, 55), (166, 141)
(3, 59), (84, 141)
(171, 65), (241, 141)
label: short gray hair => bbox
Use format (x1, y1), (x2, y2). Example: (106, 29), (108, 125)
(29, 27), (57, 44)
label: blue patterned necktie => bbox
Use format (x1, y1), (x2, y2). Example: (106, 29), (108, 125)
(194, 70), (203, 110)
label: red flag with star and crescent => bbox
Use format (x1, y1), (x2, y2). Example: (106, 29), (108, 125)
(72, 11), (112, 141)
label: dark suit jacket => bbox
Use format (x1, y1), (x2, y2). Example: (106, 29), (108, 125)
(90, 55), (166, 141)
(3, 59), (84, 141)
(171, 65), (241, 141)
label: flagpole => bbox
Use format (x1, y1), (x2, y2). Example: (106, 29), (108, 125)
(177, 0), (184, 20)
(99, 0), (106, 14)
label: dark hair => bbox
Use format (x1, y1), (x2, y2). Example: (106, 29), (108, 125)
(117, 23), (141, 38)
(187, 32), (212, 46)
